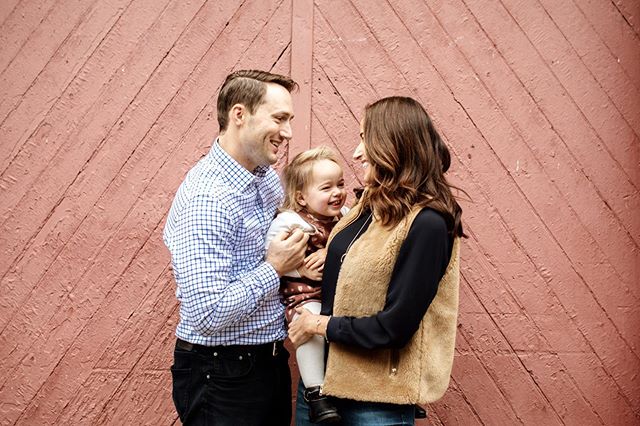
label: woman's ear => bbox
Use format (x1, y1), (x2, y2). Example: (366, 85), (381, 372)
(295, 190), (307, 207)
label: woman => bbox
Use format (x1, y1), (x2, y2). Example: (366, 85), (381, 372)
(289, 96), (465, 425)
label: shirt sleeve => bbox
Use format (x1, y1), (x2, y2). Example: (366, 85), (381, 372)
(171, 195), (280, 336)
(326, 209), (452, 349)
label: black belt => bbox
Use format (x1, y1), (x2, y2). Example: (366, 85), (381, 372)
(176, 338), (284, 358)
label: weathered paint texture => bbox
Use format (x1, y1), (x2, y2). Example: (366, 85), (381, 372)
(0, 0), (638, 424)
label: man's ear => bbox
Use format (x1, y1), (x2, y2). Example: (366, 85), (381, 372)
(295, 190), (307, 207)
(230, 104), (246, 126)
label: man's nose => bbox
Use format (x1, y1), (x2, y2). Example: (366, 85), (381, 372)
(280, 121), (292, 140)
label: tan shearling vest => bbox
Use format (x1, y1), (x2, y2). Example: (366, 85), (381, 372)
(323, 204), (460, 404)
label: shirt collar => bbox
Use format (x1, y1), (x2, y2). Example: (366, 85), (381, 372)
(210, 140), (268, 190)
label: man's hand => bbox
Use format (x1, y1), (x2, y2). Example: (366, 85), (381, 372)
(266, 228), (309, 276)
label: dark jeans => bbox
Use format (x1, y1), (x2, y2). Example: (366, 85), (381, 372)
(171, 339), (291, 426)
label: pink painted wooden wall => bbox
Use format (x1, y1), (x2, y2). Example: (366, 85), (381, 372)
(1, 0), (638, 424)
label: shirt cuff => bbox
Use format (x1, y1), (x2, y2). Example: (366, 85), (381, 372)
(326, 316), (341, 343)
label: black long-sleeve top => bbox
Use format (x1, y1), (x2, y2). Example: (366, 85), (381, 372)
(322, 208), (453, 350)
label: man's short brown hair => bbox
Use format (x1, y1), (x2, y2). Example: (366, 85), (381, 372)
(217, 70), (298, 132)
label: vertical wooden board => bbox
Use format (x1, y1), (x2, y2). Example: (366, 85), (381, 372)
(289, 0), (313, 155)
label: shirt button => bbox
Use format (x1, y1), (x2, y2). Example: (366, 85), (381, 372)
(238, 355), (243, 360)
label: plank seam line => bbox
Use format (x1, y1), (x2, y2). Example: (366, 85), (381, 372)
(457, 328), (524, 423)
(271, 41), (291, 70)
(311, 108), (360, 186)
(0, 0), (21, 28)
(15, 218), (167, 425)
(315, 7), (379, 104)
(608, 0), (640, 38)
(448, 0), (640, 272)
(458, 233), (586, 423)
(570, 0), (640, 93)
(537, 0), (640, 136)
(0, 0), (103, 128)
(54, 266), (174, 424)
(0, 0), (142, 177)
(443, 21), (639, 414)
(448, 376), (485, 425)
(0, 0), (58, 77)
(0, 0), (187, 319)
(93, 295), (179, 424)
(412, 0), (640, 269)
(1, 0), (279, 406)
(356, 0), (637, 412)
(0, 0), (207, 376)
(493, 0), (639, 189)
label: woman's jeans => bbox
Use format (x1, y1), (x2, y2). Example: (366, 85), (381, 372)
(294, 380), (415, 425)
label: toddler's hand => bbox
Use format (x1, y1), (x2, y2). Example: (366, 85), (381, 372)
(304, 248), (327, 271)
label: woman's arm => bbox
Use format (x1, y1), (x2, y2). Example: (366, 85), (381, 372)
(290, 209), (452, 349)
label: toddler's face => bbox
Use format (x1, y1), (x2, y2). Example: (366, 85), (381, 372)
(297, 159), (346, 220)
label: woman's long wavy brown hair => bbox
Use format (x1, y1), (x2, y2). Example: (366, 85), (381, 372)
(360, 96), (466, 237)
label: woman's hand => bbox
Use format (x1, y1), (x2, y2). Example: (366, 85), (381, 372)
(288, 308), (330, 348)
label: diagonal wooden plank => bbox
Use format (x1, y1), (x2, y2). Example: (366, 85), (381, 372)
(388, 0), (640, 355)
(0, 0), (102, 125)
(0, 2), (289, 422)
(0, 0), (57, 75)
(499, 0), (640, 174)
(0, 0), (207, 335)
(312, 0), (635, 420)
(575, 0), (640, 84)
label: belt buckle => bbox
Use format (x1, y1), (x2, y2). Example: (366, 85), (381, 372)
(272, 341), (278, 357)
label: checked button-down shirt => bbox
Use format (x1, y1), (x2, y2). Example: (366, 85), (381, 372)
(163, 141), (285, 346)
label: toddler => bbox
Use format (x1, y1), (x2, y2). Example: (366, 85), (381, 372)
(265, 146), (347, 423)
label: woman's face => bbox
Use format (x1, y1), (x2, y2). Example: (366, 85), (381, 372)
(353, 120), (373, 184)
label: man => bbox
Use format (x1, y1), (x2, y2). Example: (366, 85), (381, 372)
(164, 70), (309, 425)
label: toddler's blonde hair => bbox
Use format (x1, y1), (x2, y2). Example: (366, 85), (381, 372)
(282, 146), (342, 212)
